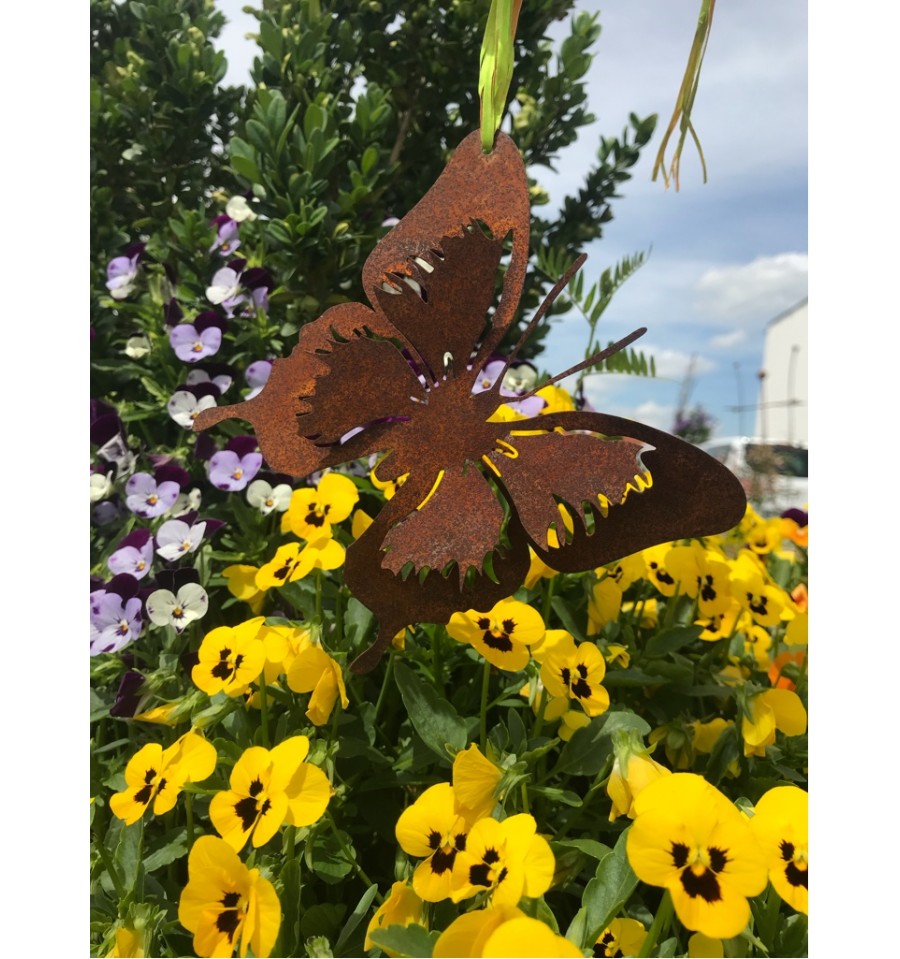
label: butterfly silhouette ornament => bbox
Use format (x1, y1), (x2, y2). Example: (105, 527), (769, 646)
(195, 131), (746, 673)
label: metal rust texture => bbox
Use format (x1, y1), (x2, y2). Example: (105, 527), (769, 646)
(195, 129), (746, 674)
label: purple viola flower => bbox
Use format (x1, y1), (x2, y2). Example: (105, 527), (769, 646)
(90, 590), (143, 655)
(170, 323), (222, 363)
(472, 358), (545, 417)
(125, 472), (180, 518)
(108, 528), (154, 579)
(186, 366), (233, 395)
(208, 448), (263, 492)
(105, 245), (144, 300)
(155, 518), (207, 561)
(241, 267), (274, 315)
(210, 215), (241, 256)
(245, 360), (273, 400)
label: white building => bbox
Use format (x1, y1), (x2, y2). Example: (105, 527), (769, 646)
(754, 298), (807, 445)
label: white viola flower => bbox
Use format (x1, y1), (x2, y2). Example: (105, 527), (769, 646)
(90, 471), (113, 503)
(155, 519), (207, 561)
(167, 390), (217, 429)
(97, 433), (137, 476)
(146, 584), (209, 633)
(225, 195), (257, 221)
(245, 360), (272, 399)
(124, 334), (151, 359)
(246, 479), (292, 515)
(206, 266), (242, 305)
(169, 487), (202, 518)
(186, 369), (233, 395)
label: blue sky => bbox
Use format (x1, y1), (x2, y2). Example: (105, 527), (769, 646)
(217, 0), (808, 440)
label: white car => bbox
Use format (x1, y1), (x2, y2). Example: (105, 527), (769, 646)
(699, 437), (808, 516)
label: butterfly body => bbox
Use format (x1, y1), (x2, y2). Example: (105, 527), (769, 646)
(196, 131), (746, 672)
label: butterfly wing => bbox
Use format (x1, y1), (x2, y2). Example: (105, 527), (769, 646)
(195, 130), (530, 462)
(483, 410), (747, 571)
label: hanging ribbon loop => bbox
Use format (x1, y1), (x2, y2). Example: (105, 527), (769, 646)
(479, 0), (523, 152)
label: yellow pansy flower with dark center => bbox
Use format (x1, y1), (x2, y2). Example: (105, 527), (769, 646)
(282, 472), (359, 539)
(540, 633), (610, 717)
(395, 782), (484, 902)
(593, 917), (647, 957)
(626, 774), (767, 939)
(447, 598), (545, 671)
(642, 544), (678, 597)
(450, 814), (555, 907)
(110, 731), (217, 825)
(749, 785), (808, 913)
(210, 736), (331, 851)
(192, 618), (266, 697)
(178, 835), (281, 958)
(665, 543), (733, 618)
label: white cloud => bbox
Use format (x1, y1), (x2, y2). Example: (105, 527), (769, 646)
(710, 329), (747, 350)
(643, 346), (715, 381)
(694, 253), (808, 325)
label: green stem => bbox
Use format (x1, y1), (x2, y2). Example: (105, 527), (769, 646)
(185, 791), (195, 847)
(531, 681), (549, 739)
(326, 812), (383, 901)
(315, 570), (323, 623)
(520, 779), (530, 814)
(542, 576), (556, 626)
(96, 838), (127, 903)
(480, 659), (492, 750)
(638, 889), (674, 958)
(258, 669), (270, 749)
(431, 628), (443, 689)
(374, 650), (395, 723)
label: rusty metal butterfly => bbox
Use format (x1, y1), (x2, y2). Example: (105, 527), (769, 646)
(195, 131), (746, 672)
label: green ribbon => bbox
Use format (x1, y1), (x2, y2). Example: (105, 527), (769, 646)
(479, 0), (522, 152)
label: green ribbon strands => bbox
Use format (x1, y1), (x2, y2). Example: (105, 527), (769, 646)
(479, 0), (523, 152)
(652, 0), (716, 190)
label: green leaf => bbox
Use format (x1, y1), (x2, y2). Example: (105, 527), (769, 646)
(550, 595), (588, 643)
(369, 924), (438, 958)
(554, 838), (613, 861)
(643, 625), (704, 659)
(344, 597), (374, 648)
(334, 884), (379, 955)
(142, 830), (187, 872)
(582, 846), (639, 945)
(394, 661), (467, 763)
(556, 710), (650, 775)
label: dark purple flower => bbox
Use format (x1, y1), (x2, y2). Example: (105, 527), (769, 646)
(165, 298), (184, 328)
(109, 670), (147, 718)
(781, 507), (808, 527)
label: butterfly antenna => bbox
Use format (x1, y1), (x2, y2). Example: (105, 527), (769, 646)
(520, 327), (648, 398)
(495, 253), (588, 386)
